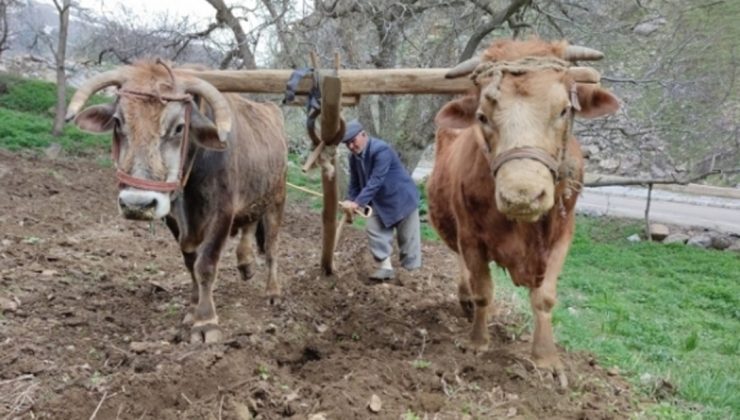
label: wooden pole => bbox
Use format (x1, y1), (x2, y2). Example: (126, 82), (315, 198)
(179, 68), (474, 95)
(644, 183), (653, 242)
(319, 74), (342, 275)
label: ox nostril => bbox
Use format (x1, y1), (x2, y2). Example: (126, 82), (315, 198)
(143, 198), (158, 210)
(533, 189), (547, 204)
(497, 192), (512, 207)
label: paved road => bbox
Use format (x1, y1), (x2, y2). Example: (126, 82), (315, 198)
(577, 186), (740, 235)
(413, 165), (740, 234)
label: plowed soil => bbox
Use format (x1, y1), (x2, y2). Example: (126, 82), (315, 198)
(0, 150), (639, 419)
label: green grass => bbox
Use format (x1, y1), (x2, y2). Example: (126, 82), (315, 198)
(0, 73), (61, 115)
(0, 107), (109, 153)
(496, 216), (739, 419)
(0, 73), (111, 154)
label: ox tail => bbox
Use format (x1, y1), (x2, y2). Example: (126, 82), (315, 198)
(256, 218), (266, 254)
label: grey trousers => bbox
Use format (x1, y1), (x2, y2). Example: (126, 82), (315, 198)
(366, 209), (422, 270)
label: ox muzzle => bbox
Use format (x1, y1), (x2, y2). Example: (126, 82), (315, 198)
(491, 147), (559, 222)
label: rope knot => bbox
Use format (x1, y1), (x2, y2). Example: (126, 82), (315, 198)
(471, 57), (570, 87)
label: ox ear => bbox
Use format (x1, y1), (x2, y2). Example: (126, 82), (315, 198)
(189, 107), (228, 151)
(73, 103), (116, 133)
(575, 84), (620, 118)
(435, 95), (479, 129)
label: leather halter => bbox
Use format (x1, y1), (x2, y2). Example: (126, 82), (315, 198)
(112, 89), (194, 192)
(475, 60), (580, 181)
(490, 146), (560, 177)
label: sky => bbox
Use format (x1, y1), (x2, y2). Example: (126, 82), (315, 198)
(76, 0), (216, 25)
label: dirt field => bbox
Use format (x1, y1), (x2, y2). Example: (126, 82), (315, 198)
(0, 150), (639, 419)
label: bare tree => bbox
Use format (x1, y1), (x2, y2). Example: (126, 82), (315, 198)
(77, 9), (220, 65)
(51, 0), (71, 137)
(0, 0), (19, 59)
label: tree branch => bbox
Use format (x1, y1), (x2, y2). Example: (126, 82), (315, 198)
(458, 0), (532, 61)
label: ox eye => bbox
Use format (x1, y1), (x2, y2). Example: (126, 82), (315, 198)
(476, 112), (489, 125)
(560, 106), (570, 118)
(173, 123), (185, 136)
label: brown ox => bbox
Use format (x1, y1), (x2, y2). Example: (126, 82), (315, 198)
(65, 60), (287, 343)
(427, 38), (620, 386)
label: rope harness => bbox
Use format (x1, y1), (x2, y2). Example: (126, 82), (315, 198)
(111, 60), (195, 193)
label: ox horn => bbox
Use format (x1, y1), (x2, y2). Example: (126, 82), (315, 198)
(564, 45), (604, 61)
(567, 66), (601, 83)
(445, 57), (481, 79)
(65, 69), (126, 121)
(180, 77), (232, 142)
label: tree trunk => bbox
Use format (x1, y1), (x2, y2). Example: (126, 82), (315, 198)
(0, 0), (12, 59)
(205, 0), (257, 69)
(51, 0), (70, 137)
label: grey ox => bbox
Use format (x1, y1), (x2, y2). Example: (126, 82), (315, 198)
(65, 60), (288, 343)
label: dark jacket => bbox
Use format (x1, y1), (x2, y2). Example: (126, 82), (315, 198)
(347, 137), (419, 228)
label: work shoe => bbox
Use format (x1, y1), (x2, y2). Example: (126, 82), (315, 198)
(369, 268), (394, 281)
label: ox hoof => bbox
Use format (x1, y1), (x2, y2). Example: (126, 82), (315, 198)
(238, 263), (256, 281)
(535, 356), (568, 389)
(555, 367), (568, 389)
(190, 324), (223, 344)
(266, 292), (282, 306)
(459, 299), (474, 322)
(466, 339), (490, 355)
(182, 311), (195, 325)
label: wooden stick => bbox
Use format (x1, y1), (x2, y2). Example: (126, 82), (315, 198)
(218, 395), (225, 420)
(89, 391), (108, 420)
(301, 142), (325, 172)
(310, 51), (320, 71)
(644, 183), (653, 242)
(333, 212), (348, 253)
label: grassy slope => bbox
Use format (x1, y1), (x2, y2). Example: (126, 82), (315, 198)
(0, 73), (109, 154)
(498, 217), (739, 419)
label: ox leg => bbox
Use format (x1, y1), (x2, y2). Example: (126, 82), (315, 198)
(460, 243), (492, 353)
(262, 208), (283, 305)
(180, 251), (198, 325)
(456, 252), (474, 322)
(529, 233), (571, 388)
(190, 214), (233, 344)
(236, 222), (258, 281)
(164, 216), (200, 326)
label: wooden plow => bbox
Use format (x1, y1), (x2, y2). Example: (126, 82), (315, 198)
(182, 56), (476, 275)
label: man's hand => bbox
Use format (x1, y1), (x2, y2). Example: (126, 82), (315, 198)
(339, 200), (358, 223)
(340, 200), (359, 212)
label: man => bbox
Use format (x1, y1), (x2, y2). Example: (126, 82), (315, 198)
(340, 119), (422, 280)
